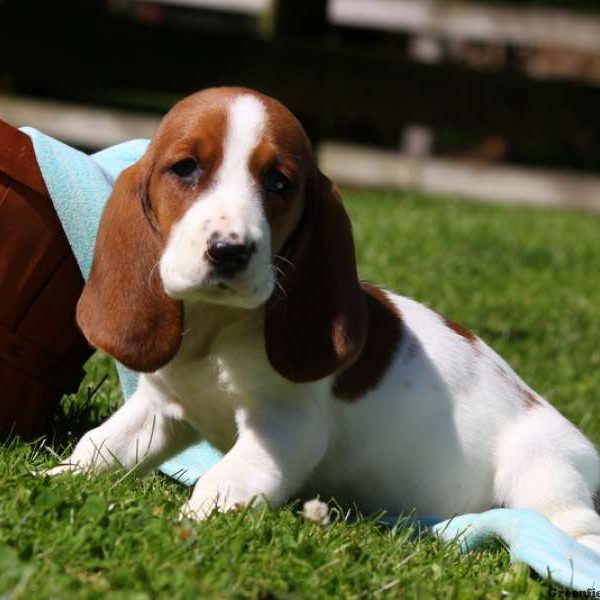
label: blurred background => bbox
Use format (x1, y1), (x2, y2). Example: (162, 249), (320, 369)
(1, 0), (600, 210)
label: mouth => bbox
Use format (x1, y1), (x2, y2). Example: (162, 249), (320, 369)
(165, 271), (274, 309)
(175, 277), (237, 299)
(163, 276), (228, 301)
(204, 271), (251, 293)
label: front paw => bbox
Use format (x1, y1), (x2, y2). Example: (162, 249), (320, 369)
(39, 440), (113, 478)
(180, 478), (258, 521)
(40, 462), (83, 477)
(179, 498), (218, 521)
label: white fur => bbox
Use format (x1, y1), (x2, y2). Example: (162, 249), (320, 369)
(50, 95), (600, 555)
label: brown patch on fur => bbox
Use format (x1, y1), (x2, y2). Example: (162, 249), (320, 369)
(333, 283), (403, 401)
(493, 361), (542, 409)
(443, 316), (478, 344)
(146, 90), (229, 238)
(522, 387), (542, 408)
(77, 163), (183, 372)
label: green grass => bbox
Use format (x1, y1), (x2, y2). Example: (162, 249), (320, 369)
(2, 191), (600, 598)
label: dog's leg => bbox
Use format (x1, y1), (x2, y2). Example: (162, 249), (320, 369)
(181, 397), (328, 519)
(46, 376), (200, 477)
(495, 408), (600, 553)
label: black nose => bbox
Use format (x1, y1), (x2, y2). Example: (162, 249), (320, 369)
(206, 239), (255, 276)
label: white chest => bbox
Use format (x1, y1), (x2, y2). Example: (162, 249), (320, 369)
(149, 303), (284, 452)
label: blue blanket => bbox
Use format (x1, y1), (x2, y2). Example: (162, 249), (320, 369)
(21, 127), (600, 590)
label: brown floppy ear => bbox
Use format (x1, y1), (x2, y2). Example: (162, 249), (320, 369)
(265, 170), (368, 383)
(76, 161), (183, 372)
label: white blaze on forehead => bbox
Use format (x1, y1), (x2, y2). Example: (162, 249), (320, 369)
(217, 94), (266, 191)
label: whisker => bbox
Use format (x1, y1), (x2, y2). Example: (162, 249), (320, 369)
(273, 254), (296, 269)
(270, 265), (288, 299)
(274, 280), (287, 299)
(272, 264), (286, 280)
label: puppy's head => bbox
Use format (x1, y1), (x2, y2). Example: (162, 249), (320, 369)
(77, 87), (367, 379)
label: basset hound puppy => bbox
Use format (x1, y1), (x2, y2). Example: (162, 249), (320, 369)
(48, 87), (600, 552)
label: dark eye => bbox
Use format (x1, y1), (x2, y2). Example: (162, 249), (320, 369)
(263, 168), (291, 195)
(170, 158), (200, 179)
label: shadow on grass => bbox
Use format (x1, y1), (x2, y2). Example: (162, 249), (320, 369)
(50, 353), (123, 452)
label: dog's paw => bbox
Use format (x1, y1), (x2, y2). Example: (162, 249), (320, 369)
(179, 493), (241, 521)
(38, 463), (82, 477)
(178, 498), (217, 521)
(180, 477), (253, 521)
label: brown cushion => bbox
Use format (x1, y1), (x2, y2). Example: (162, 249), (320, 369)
(0, 119), (93, 438)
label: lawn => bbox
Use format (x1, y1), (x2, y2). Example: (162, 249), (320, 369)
(1, 190), (600, 598)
